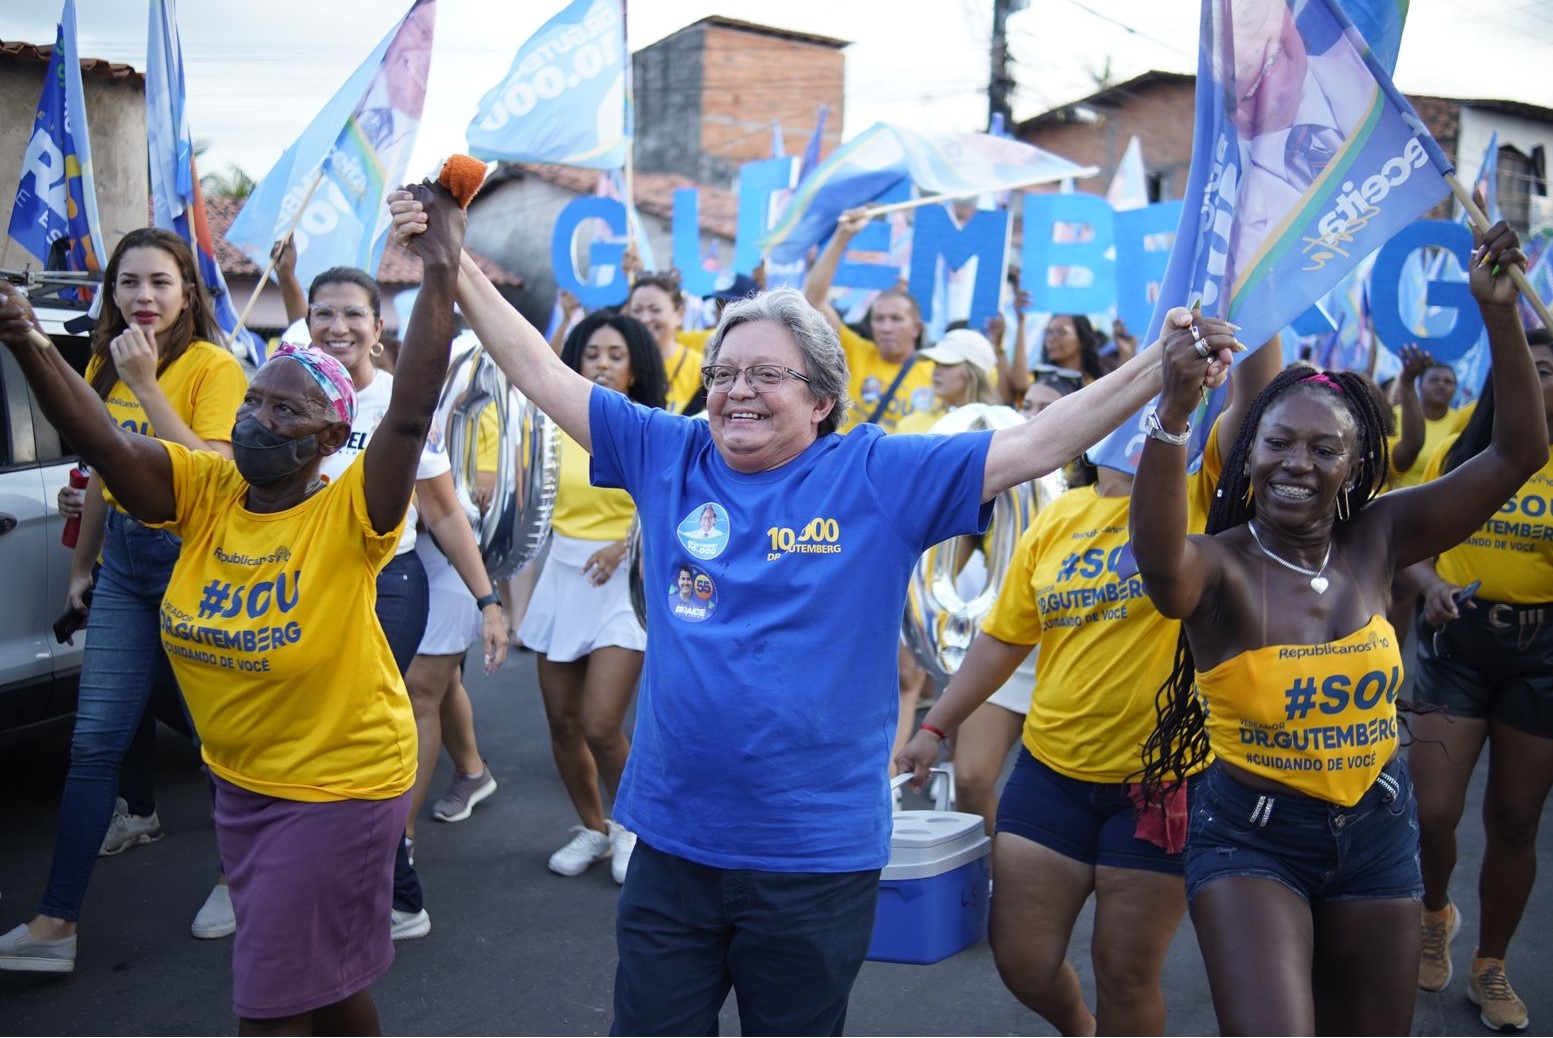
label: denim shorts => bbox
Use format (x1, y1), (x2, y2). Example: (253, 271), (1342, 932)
(996, 748), (1187, 876)
(1415, 600), (1553, 738)
(1185, 756), (1422, 905)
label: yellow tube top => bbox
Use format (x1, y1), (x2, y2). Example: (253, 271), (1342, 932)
(1195, 615), (1403, 807)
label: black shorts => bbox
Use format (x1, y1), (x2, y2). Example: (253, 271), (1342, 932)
(1414, 600), (1553, 738)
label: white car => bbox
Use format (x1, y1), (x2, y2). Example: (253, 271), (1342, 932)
(0, 279), (93, 742)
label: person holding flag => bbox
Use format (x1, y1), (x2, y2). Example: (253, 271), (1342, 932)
(1132, 220), (1543, 1035)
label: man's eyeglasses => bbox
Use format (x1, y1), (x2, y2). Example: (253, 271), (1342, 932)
(701, 364), (811, 392)
(307, 305), (375, 324)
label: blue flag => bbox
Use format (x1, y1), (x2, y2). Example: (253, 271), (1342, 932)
(227, 1), (436, 293)
(467, 0), (629, 168)
(147, 0), (262, 362)
(8, 0), (105, 279)
(1091, 0), (1450, 474)
(761, 123), (1095, 266)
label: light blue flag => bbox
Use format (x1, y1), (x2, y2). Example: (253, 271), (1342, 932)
(8, 0), (105, 280)
(1091, 0), (1449, 475)
(760, 123), (1095, 266)
(1467, 130), (1501, 225)
(227, 0), (436, 293)
(147, 0), (262, 362)
(467, 0), (629, 168)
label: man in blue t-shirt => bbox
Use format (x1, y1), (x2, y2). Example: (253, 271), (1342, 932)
(392, 180), (1239, 1037)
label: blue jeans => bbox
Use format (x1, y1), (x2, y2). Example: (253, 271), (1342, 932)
(1185, 756), (1423, 905)
(374, 551), (429, 915)
(612, 840), (880, 1036)
(39, 510), (183, 921)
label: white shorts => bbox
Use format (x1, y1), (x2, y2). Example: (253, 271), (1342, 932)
(516, 533), (646, 663)
(986, 647), (1038, 716)
(415, 536), (480, 656)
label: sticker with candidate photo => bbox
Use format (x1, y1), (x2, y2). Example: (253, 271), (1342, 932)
(667, 564), (718, 624)
(676, 502), (730, 560)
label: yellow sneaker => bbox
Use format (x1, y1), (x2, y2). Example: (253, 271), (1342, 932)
(1468, 957), (1529, 1031)
(1418, 902), (1460, 991)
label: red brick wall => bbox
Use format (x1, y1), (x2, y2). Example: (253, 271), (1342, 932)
(1018, 78), (1198, 200)
(699, 25), (844, 170)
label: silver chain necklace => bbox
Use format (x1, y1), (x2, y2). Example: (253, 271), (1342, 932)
(1247, 522), (1331, 594)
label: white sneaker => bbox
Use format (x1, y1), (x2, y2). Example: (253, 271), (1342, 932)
(191, 883), (236, 939)
(99, 797), (163, 857)
(0, 923), (76, 973)
(390, 908), (431, 941)
(607, 820), (637, 885)
(547, 826), (611, 877)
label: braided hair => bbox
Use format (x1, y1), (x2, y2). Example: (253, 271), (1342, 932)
(1140, 367), (1394, 792)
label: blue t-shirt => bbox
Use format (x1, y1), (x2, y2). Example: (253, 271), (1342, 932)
(589, 387), (993, 871)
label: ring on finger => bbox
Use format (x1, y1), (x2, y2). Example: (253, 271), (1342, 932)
(1191, 327), (1211, 359)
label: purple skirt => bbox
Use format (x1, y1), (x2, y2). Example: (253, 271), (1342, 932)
(213, 776), (410, 1019)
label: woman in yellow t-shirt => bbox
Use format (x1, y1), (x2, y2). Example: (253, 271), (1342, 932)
(517, 311), (667, 883)
(0, 181), (468, 1031)
(1403, 329), (1553, 1029)
(897, 336), (1277, 1035)
(0, 228), (245, 971)
(1130, 223), (1546, 1036)
(627, 272), (703, 414)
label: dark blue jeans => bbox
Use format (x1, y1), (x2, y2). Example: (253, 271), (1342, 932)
(40, 510), (183, 921)
(374, 551), (429, 915)
(612, 840), (881, 1036)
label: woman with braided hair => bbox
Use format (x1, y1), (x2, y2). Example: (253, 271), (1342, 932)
(1129, 219), (1546, 1035)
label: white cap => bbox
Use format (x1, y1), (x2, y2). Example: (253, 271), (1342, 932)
(918, 328), (997, 374)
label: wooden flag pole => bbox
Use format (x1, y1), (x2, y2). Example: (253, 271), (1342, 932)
(857, 169), (1100, 220)
(229, 167), (326, 349)
(1444, 172), (1553, 330)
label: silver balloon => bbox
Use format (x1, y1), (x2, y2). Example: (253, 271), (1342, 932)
(901, 403), (1067, 687)
(437, 341), (559, 580)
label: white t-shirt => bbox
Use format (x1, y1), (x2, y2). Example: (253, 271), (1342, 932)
(321, 369), (451, 555)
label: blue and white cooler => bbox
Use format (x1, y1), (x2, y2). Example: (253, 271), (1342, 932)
(866, 801), (991, 965)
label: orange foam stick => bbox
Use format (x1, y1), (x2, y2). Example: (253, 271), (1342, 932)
(438, 154), (488, 209)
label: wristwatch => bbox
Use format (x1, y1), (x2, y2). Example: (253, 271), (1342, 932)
(1144, 409), (1191, 446)
(475, 592), (503, 611)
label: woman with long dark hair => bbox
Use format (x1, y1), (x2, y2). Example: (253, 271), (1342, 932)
(520, 311), (667, 882)
(1406, 327), (1553, 1030)
(1040, 314), (1107, 385)
(0, 228), (245, 972)
(1128, 222), (1545, 1034)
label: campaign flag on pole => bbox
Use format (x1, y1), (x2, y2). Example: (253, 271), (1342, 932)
(1090, 0), (1447, 474)
(1467, 130), (1501, 224)
(227, 1), (436, 293)
(760, 123), (1095, 265)
(8, 0), (105, 280)
(798, 105), (830, 184)
(147, 0), (262, 361)
(467, 0), (628, 168)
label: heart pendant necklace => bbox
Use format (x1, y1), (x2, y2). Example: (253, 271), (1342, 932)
(1247, 522), (1332, 594)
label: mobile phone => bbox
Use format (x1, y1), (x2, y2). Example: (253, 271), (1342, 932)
(1451, 580), (1482, 606)
(51, 588), (93, 645)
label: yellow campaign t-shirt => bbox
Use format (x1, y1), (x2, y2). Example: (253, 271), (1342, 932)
(677, 328), (713, 353)
(552, 431), (635, 542)
(88, 339), (247, 511)
(979, 419), (1224, 782)
(1425, 434), (1553, 604)
(893, 406), (946, 436)
(1196, 615), (1403, 806)
(664, 341), (704, 414)
(152, 443), (415, 803)
(1387, 403), (1472, 489)
(837, 325), (935, 434)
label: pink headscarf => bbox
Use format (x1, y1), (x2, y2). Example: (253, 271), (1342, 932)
(270, 343), (357, 424)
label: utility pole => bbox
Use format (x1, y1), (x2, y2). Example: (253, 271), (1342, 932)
(988, 0), (1016, 130)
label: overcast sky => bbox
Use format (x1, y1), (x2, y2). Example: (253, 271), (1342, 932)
(7, 0), (1553, 187)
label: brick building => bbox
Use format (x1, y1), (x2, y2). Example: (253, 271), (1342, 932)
(633, 16), (846, 185)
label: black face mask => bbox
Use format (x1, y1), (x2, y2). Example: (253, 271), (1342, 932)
(230, 416), (320, 486)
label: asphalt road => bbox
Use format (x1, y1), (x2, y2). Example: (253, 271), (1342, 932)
(0, 648), (1547, 1036)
